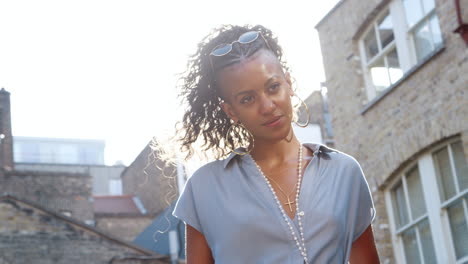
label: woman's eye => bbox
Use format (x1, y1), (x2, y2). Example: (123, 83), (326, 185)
(240, 96), (253, 104)
(269, 83), (280, 92)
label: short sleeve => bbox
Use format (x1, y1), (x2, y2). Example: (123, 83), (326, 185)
(172, 179), (203, 233)
(352, 161), (376, 242)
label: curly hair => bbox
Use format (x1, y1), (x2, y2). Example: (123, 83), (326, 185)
(177, 24), (290, 160)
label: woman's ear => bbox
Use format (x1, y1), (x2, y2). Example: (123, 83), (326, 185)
(221, 102), (238, 123)
(285, 72), (294, 96)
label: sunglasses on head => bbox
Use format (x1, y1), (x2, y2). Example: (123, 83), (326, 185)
(210, 31), (272, 57)
(209, 31), (273, 74)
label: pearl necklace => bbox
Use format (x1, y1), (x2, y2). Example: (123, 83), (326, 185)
(252, 145), (308, 263)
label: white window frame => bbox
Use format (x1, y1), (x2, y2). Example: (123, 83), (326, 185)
(402, 0), (440, 61)
(359, 0), (442, 102)
(385, 138), (468, 264)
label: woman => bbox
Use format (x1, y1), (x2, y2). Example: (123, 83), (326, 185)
(173, 25), (380, 263)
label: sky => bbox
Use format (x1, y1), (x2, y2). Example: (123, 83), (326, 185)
(0, 0), (340, 165)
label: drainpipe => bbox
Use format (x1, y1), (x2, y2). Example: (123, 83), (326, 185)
(169, 230), (179, 264)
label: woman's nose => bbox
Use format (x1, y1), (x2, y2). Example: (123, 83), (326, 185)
(259, 95), (276, 114)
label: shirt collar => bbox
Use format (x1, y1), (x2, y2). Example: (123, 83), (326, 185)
(222, 142), (334, 169)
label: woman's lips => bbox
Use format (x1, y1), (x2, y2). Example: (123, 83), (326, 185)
(263, 116), (282, 127)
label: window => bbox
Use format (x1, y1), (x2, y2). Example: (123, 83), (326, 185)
(109, 179), (123, 195)
(433, 141), (468, 261)
(362, 10), (403, 96)
(386, 139), (468, 264)
(390, 166), (437, 263)
(402, 0), (443, 61)
(360, 0), (443, 101)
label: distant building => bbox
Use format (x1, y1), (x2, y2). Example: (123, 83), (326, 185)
(122, 142), (184, 263)
(0, 168), (94, 223)
(316, 0), (467, 263)
(0, 89), (172, 263)
(16, 163), (125, 195)
(14, 136), (105, 165)
(121, 143), (179, 217)
(0, 195), (168, 264)
(0, 88), (14, 170)
(13, 136), (124, 195)
(94, 195), (153, 243)
(296, 89), (335, 147)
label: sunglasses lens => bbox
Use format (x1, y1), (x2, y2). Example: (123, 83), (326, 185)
(211, 44), (232, 56)
(238, 31), (259, 44)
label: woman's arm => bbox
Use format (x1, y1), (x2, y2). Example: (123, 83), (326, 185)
(186, 224), (214, 264)
(349, 225), (380, 264)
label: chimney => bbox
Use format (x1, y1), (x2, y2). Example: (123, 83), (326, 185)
(0, 88), (14, 170)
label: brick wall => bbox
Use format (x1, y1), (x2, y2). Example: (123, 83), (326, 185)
(316, 0), (468, 262)
(95, 215), (154, 243)
(0, 170), (94, 222)
(0, 196), (168, 264)
(121, 144), (178, 216)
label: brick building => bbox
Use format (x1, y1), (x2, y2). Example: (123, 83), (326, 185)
(0, 169), (94, 223)
(94, 195), (153, 243)
(316, 0), (467, 263)
(0, 89), (171, 263)
(0, 195), (168, 264)
(0, 88), (14, 170)
(297, 89), (335, 147)
(121, 142), (183, 262)
(14, 136), (126, 196)
(121, 143), (179, 216)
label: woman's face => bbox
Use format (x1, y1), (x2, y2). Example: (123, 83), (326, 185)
(218, 49), (294, 142)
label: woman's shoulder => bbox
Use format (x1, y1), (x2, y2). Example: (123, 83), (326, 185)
(304, 142), (362, 169)
(186, 158), (226, 184)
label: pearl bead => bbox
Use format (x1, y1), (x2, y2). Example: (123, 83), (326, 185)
(253, 145), (308, 262)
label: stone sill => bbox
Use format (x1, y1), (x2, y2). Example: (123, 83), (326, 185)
(360, 44), (446, 115)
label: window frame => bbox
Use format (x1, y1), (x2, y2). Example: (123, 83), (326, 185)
(359, 7), (401, 100)
(358, 0), (443, 103)
(387, 163), (433, 263)
(385, 138), (468, 264)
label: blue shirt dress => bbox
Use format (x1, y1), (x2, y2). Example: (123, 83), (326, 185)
(173, 143), (375, 263)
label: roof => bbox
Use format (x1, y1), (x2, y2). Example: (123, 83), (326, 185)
(0, 194), (162, 257)
(133, 201), (186, 259)
(94, 195), (147, 215)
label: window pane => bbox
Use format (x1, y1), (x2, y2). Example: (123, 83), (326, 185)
(378, 11), (394, 48)
(387, 48), (403, 84)
(434, 146), (456, 201)
(364, 28), (379, 61)
(370, 58), (390, 92)
(403, 0), (424, 27)
(393, 182), (409, 227)
(451, 141), (468, 191)
(402, 228), (421, 263)
(447, 199), (468, 259)
(109, 179), (123, 195)
(406, 166), (427, 219)
(414, 22), (434, 62)
(419, 219), (436, 264)
(429, 15), (443, 48)
(422, 0), (435, 14)
(23, 142), (40, 163)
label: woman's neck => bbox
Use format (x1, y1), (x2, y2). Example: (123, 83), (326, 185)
(250, 134), (301, 167)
